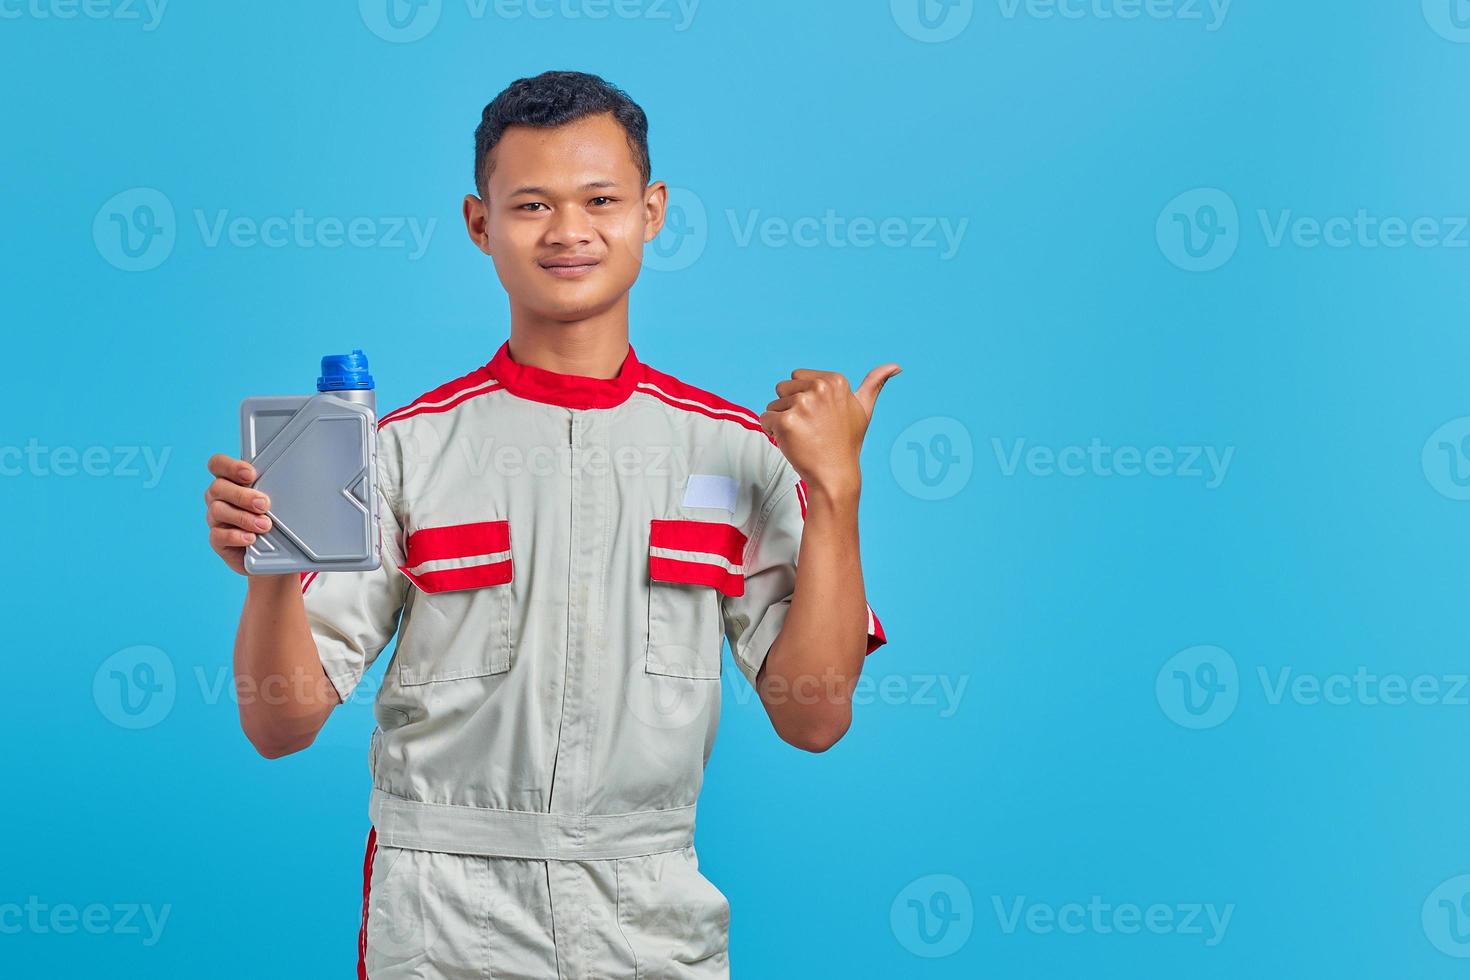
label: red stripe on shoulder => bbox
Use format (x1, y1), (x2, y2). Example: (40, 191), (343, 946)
(639, 366), (760, 423)
(377, 362), (500, 430)
(636, 366), (773, 443)
(379, 382), (502, 429)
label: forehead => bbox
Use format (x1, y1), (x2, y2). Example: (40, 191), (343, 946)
(487, 112), (642, 191)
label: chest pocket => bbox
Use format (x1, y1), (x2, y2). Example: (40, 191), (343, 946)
(645, 519), (746, 680)
(396, 519), (514, 685)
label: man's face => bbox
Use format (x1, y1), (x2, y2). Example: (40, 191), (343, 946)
(464, 112), (665, 322)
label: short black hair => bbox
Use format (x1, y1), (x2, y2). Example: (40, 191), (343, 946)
(473, 70), (651, 195)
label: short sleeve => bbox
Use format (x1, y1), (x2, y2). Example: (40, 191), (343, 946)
(720, 458), (887, 688)
(299, 455), (410, 702)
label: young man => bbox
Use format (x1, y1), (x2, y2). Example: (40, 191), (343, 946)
(204, 71), (897, 979)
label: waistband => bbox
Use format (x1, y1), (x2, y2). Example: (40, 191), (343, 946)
(368, 788), (696, 861)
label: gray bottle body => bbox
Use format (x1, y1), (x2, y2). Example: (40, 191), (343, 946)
(239, 387), (381, 575)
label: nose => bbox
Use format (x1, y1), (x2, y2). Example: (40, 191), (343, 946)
(544, 207), (593, 248)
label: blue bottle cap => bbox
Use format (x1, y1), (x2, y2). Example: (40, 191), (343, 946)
(317, 349), (374, 391)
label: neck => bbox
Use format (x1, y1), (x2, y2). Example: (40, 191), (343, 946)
(506, 297), (630, 379)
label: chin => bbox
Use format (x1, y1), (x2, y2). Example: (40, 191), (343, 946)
(539, 276), (632, 315)
(532, 290), (620, 323)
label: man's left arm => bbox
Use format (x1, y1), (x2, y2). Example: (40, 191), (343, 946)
(754, 362), (900, 752)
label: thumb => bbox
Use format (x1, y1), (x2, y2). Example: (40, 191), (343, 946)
(854, 363), (902, 418)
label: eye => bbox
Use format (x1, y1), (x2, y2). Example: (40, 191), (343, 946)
(518, 202), (548, 212)
(590, 196), (615, 207)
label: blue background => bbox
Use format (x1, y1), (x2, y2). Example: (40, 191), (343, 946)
(6, 0), (1470, 975)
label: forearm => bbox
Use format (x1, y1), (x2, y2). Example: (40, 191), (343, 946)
(233, 574), (338, 757)
(758, 481), (869, 751)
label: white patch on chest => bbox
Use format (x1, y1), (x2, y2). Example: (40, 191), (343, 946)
(681, 474), (738, 513)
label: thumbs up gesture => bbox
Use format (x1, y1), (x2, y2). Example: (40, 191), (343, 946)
(759, 363), (901, 498)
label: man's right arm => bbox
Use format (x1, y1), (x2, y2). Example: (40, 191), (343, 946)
(206, 453), (340, 759)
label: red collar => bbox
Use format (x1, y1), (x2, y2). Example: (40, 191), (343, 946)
(487, 340), (644, 410)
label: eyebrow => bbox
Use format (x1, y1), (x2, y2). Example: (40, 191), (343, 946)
(508, 181), (622, 196)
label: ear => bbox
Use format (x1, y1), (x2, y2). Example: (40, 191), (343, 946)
(463, 194), (493, 257)
(643, 180), (668, 244)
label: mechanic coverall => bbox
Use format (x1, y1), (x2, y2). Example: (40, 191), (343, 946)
(299, 341), (886, 979)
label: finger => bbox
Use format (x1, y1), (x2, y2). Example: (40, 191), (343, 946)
(761, 406), (812, 436)
(758, 410), (785, 444)
(210, 498), (273, 533)
(787, 372), (848, 400)
(207, 477), (270, 513)
(774, 379), (817, 399)
(208, 453), (256, 484)
(853, 363), (902, 417)
(211, 525), (257, 550)
(206, 477), (269, 514)
(764, 396), (797, 413)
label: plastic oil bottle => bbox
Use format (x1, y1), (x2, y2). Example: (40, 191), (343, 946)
(238, 350), (381, 574)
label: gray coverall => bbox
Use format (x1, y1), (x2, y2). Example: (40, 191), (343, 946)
(300, 341), (886, 979)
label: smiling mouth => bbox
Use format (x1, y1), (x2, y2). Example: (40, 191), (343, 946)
(539, 257), (601, 279)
